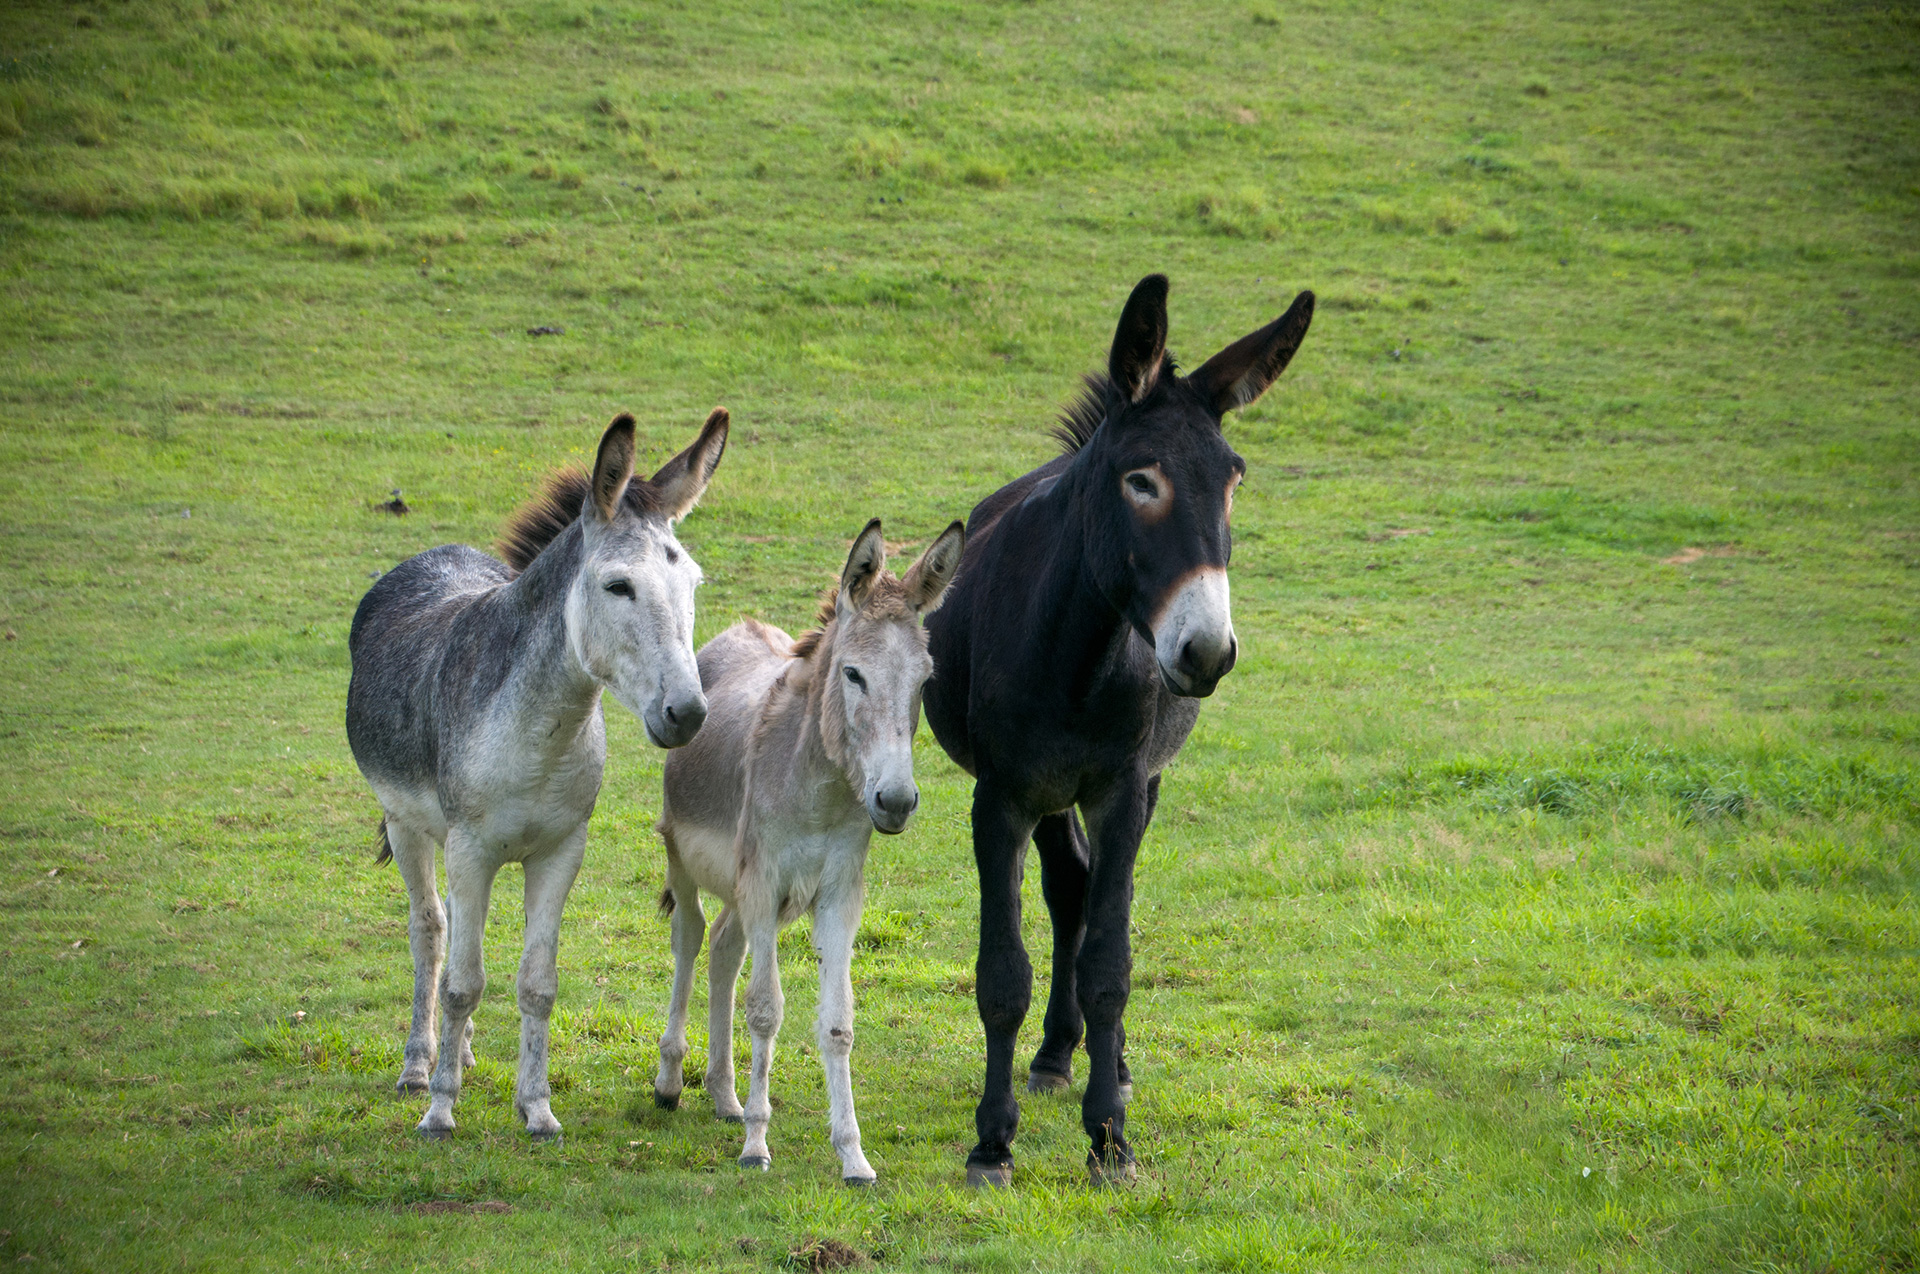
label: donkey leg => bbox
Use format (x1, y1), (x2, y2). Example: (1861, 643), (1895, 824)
(1028, 811), (1089, 1095)
(704, 904), (747, 1122)
(421, 832), (498, 1139)
(1076, 776), (1151, 1184)
(513, 827), (588, 1141)
(653, 848), (705, 1111)
(968, 782), (1039, 1187)
(812, 885), (874, 1185)
(386, 820), (444, 1096)
(737, 918), (783, 1169)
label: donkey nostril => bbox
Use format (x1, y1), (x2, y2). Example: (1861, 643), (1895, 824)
(664, 704), (678, 724)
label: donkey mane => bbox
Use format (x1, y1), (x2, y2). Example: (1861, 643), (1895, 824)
(788, 579), (915, 660)
(1049, 354), (1179, 455)
(498, 460), (663, 573)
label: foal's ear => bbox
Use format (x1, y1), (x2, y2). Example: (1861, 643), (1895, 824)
(647, 407), (730, 522)
(837, 519), (886, 619)
(590, 414), (638, 522)
(902, 520), (965, 616)
(1187, 290), (1315, 416)
(1109, 273), (1170, 404)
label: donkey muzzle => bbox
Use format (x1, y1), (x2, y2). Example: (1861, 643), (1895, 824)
(644, 689), (708, 749)
(868, 782), (919, 835)
(1152, 569), (1236, 698)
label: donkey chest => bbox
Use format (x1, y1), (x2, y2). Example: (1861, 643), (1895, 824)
(444, 714), (606, 849)
(755, 815), (872, 921)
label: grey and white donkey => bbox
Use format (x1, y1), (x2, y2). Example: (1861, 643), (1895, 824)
(346, 408), (728, 1142)
(652, 518), (965, 1184)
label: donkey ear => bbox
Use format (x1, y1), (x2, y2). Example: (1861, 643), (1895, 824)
(1108, 274), (1170, 404)
(1187, 290), (1315, 416)
(902, 520), (965, 616)
(590, 413), (638, 521)
(837, 519), (886, 619)
(646, 407), (729, 522)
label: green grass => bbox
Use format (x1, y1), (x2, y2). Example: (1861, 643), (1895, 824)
(2, 0), (1917, 1268)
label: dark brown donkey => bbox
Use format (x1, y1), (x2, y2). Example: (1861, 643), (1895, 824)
(924, 274), (1314, 1186)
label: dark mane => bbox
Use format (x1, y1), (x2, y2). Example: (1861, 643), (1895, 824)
(788, 574), (913, 660)
(789, 587), (840, 660)
(1049, 354), (1177, 454)
(498, 466), (661, 573)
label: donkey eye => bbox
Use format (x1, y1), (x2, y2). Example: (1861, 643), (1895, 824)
(1126, 473), (1157, 497)
(844, 667), (866, 691)
(604, 579), (634, 598)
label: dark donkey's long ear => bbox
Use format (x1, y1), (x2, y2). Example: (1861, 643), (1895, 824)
(647, 407), (730, 521)
(837, 519), (886, 620)
(590, 413), (638, 521)
(1187, 290), (1316, 416)
(901, 520), (965, 615)
(1109, 273), (1170, 404)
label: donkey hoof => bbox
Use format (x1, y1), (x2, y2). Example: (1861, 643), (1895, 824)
(1087, 1154), (1137, 1188)
(966, 1161), (1013, 1189)
(717, 1112), (745, 1125)
(417, 1124), (453, 1142)
(1026, 1068), (1071, 1095)
(528, 1127), (563, 1144)
(396, 1076), (430, 1096)
(653, 1088), (681, 1111)
(843, 1174), (876, 1188)
(739, 1154), (771, 1171)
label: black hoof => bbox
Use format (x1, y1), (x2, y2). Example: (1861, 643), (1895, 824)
(718, 1112), (745, 1125)
(396, 1077), (429, 1096)
(966, 1161), (1013, 1189)
(1026, 1068), (1071, 1095)
(653, 1088), (680, 1111)
(1087, 1152), (1137, 1187)
(528, 1128), (562, 1144)
(739, 1154), (770, 1171)
(843, 1175), (875, 1188)
(417, 1125), (452, 1142)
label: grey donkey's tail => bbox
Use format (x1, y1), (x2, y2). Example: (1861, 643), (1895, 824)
(657, 886), (675, 917)
(375, 817), (393, 866)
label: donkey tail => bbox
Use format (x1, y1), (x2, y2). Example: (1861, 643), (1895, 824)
(374, 817), (394, 867)
(657, 886), (676, 917)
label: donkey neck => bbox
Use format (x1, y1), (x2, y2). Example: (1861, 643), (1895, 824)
(758, 628), (862, 822)
(1009, 459), (1141, 688)
(489, 520), (603, 735)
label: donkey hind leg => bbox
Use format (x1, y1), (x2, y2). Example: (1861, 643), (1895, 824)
(704, 904), (747, 1122)
(1028, 810), (1088, 1096)
(653, 847), (706, 1111)
(968, 782), (1040, 1187)
(386, 819), (445, 1096)
(737, 916), (784, 1170)
(812, 886), (874, 1185)
(513, 826), (588, 1141)
(1076, 777), (1152, 1185)
(420, 829), (500, 1139)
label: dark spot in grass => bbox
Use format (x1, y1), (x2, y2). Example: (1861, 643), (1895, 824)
(786, 1236), (866, 1271)
(527, 325), (564, 337)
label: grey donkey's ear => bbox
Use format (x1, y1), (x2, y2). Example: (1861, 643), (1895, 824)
(1109, 273), (1170, 404)
(902, 520), (965, 615)
(1187, 290), (1315, 416)
(837, 519), (886, 619)
(590, 413), (638, 521)
(647, 407), (729, 521)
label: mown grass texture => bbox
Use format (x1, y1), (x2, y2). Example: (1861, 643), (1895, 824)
(0, 0), (1917, 1269)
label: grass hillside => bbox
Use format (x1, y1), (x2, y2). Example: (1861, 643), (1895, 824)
(1, 0), (1916, 1269)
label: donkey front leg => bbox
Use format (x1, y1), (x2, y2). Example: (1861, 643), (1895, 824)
(514, 827), (588, 1141)
(812, 885), (874, 1185)
(968, 780), (1040, 1187)
(1076, 776), (1151, 1185)
(385, 819), (445, 1096)
(737, 917), (784, 1169)
(652, 846), (705, 1111)
(704, 904), (747, 1122)
(420, 830), (499, 1139)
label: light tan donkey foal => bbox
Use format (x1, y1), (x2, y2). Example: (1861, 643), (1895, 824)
(650, 519), (963, 1184)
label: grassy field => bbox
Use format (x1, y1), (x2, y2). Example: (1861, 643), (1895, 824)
(2, 0), (1917, 1268)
